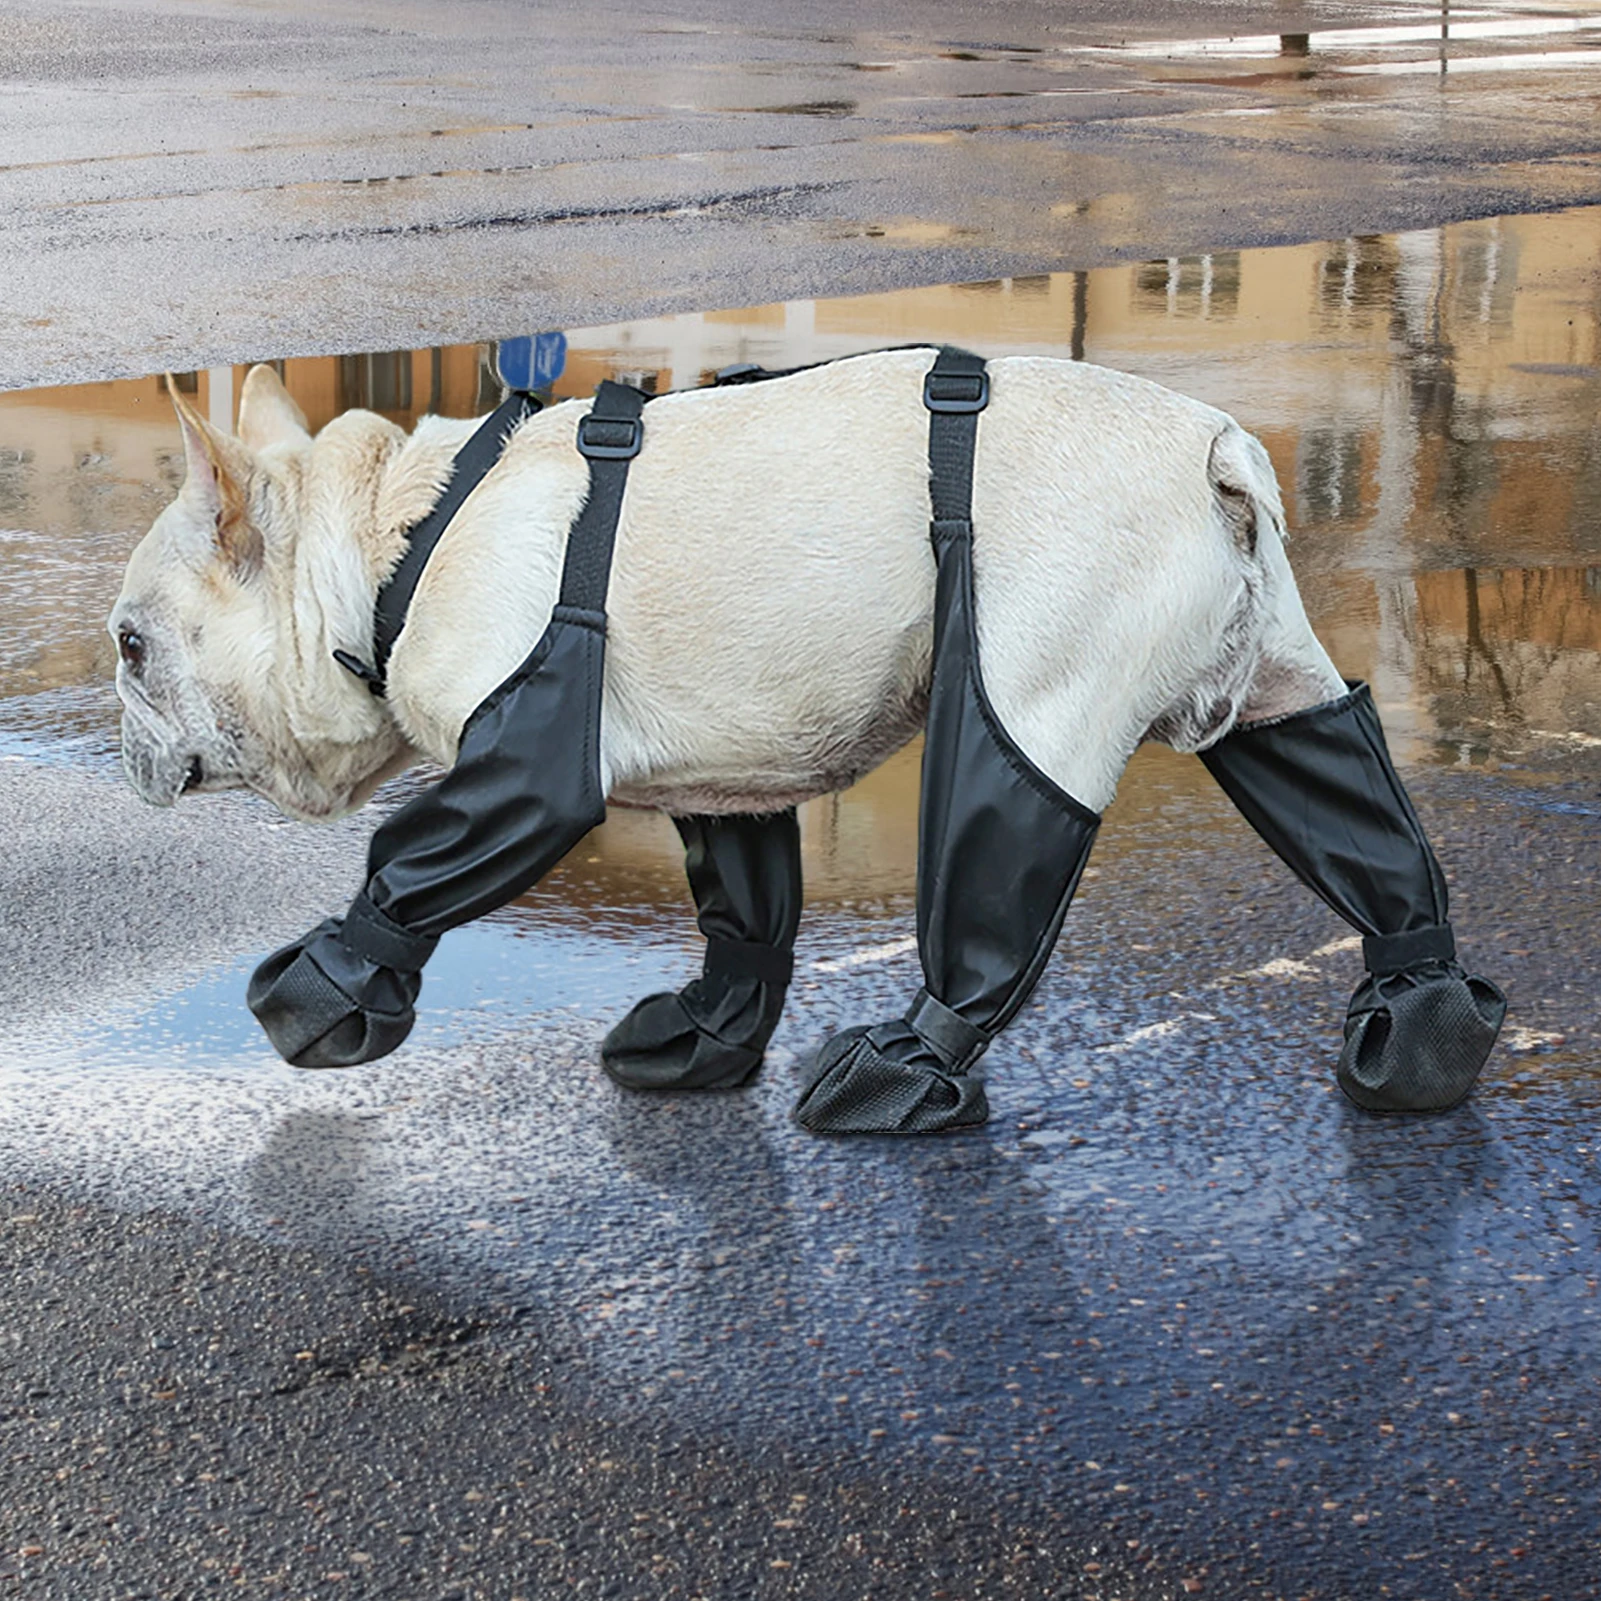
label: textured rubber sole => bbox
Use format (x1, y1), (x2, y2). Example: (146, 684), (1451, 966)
(792, 1027), (990, 1136)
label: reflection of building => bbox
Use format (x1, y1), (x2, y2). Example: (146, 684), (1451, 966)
(1411, 567), (1601, 743)
(5, 208), (1601, 763)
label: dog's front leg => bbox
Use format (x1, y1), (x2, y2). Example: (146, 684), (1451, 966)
(601, 811), (802, 1091)
(248, 608), (608, 1069)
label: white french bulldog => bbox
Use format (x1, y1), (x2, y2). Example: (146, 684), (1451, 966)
(109, 352), (1343, 826)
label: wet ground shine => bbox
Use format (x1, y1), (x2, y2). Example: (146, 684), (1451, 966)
(14, 0), (1601, 392)
(3, 208), (1600, 1596)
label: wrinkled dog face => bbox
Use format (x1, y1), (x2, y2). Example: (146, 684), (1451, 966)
(110, 369), (398, 822)
(110, 485), (271, 808)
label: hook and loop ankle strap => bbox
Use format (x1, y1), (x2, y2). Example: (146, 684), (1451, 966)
(906, 987), (988, 1072)
(705, 938), (794, 987)
(1362, 923), (1456, 975)
(342, 894), (440, 973)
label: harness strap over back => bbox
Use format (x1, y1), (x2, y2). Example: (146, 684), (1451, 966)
(345, 388), (540, 695)
(340, 378), (647, 694)
(922, 345), (990, 539)
(346, 345), (976, 702)
(564, 380), (646, 615)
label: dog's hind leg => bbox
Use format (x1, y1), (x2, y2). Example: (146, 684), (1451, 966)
(1202, 680), (1506, 1111)
(1201, 541), (1506, 1111)
(602, 810), (802, 1090)
(792, 507), (1103, 1136)
(794, 349), (1109, 1136)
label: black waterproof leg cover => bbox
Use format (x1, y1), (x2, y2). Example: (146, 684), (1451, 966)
(1201, 682), (1506, 1112)
(793, 520), (1101, 1136)
(601, 810), (802, 1090)
(249, 607), (609, 1068)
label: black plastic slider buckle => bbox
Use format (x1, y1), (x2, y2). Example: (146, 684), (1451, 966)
(332, 649), (386, 697)
(923, 370), (990, 414)
(713, 362), (768, 385)
(577, 414), (643, 460)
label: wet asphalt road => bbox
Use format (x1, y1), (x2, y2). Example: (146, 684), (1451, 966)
(3, 744), (1599, 1598)
(11, 0), (1601, 388)
(6, 4), (1601, 1598)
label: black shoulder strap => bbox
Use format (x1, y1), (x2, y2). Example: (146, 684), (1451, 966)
(339, 389), (540, 695)
(561, 379), (647, 616)
(922, 346), (990, 538)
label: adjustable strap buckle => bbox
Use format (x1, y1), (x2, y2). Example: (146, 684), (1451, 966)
(577, 413), (643, 460)
(333, 648), (387, 696)
(923, 369), (990, 414)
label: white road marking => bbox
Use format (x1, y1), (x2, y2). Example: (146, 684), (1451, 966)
(1345, 50), (1601, 78)
(1094, 1012), (1218, 1055)
(1098, 17), (1599, 60)
(1102, 933), (1368, 1056)
(1234, 956), (1322, 981)
(1505, 1027), (1566, 1053)
(810, 935), (919, 974)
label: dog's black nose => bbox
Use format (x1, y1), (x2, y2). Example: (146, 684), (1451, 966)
(181, 756), (204, 793)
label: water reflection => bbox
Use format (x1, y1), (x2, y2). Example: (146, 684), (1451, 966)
(4, 206), (1601, 799)
(1415, 566), (1601, 747)
(5, 206), (1598, 1591)
(1104, 12), (1601, 76)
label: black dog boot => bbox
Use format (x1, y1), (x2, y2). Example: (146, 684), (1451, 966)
(604, 810), (802, 1090)
(795, 1003), (991, 1136)
(1202, 681), (1506, 1112)
(1338, 926), (1506, 1112)
(248, 897), (435, 1069)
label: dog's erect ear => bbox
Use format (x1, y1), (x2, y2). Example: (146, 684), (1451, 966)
(237, 363), (310, 454)
(167, 374), (264, 576)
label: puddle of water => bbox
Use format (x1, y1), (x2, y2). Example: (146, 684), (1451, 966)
(9, 204), (1601, 779)
(4, 205), (1598, 1582)
(74, 920), (690, 1073)
(1098, 11), (1601, 72)
(747, 99), (857, 117)
(4, 201), (1601, 1080)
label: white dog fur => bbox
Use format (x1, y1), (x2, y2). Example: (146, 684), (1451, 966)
(110, 351), (1344, 826)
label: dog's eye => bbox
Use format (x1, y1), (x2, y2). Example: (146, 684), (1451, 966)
(118, 627), (146, 672)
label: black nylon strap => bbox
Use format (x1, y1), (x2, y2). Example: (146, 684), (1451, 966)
(369, 390), (540, 691)
(264, 955), (360, 1063)
(343, 892), (440, 973)
(1363, 923), (1456, 975)
(906, 987), (989, 1071)
(923, 346), (989, 532)
(705, 937), (794, 987)
(563, 381), (648, 613)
